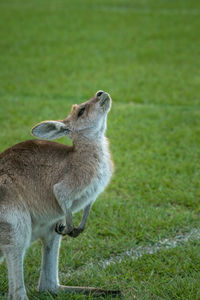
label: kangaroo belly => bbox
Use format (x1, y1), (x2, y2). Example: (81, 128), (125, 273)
(31, 214), (64, 242)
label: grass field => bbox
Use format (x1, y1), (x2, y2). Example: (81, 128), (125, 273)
(0, 0), (200, 299)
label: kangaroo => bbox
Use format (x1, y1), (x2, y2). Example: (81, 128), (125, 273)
(0, 91), (117, 300)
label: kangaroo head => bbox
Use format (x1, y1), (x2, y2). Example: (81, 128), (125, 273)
(32, 91), (111, 141)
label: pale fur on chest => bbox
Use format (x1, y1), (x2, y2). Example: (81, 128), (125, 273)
(71, 154), (112, 213)
(55, 137), (113, 214)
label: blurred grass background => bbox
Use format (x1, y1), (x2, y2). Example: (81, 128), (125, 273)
(0, 0), (200, 299)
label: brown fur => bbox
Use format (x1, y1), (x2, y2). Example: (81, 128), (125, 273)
(0, 138), (111, 216)
(0, 140), (68, 215)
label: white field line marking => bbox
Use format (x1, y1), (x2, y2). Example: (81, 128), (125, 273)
(60, 228), (200, 279)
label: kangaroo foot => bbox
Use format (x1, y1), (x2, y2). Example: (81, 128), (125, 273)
(57, 285), (122, 297)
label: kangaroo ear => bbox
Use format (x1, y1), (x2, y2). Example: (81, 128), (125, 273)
(31, 121), (70, 140)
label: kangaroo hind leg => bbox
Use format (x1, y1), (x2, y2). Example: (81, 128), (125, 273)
(0, 250), (4, 264)
(0, 207), (31, 299)
(4, 246), (29, 300)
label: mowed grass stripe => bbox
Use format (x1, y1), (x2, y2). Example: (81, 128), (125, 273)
(2, 93), (200, 108)
(92, 6), (200, 16)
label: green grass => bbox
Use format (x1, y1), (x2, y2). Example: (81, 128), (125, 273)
(0, 0), (200, 299)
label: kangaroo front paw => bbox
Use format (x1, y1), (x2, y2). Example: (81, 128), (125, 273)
(68, 227), (84, 238)
(55, 223), (66, 235)
(55, 223), (84, 238)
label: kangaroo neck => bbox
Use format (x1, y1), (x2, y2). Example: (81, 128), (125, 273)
(72, 135), (108, 154)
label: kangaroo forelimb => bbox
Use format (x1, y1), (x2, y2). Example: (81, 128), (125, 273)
(55, 203), (92, 237)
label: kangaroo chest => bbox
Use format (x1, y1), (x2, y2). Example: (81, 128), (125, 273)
(71, 154), (112, 213)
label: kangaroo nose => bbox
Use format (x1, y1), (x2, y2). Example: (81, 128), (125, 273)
(96, 90), (104, 97)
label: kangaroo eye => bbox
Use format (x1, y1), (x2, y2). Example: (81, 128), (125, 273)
(77, 107), (85, 118)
